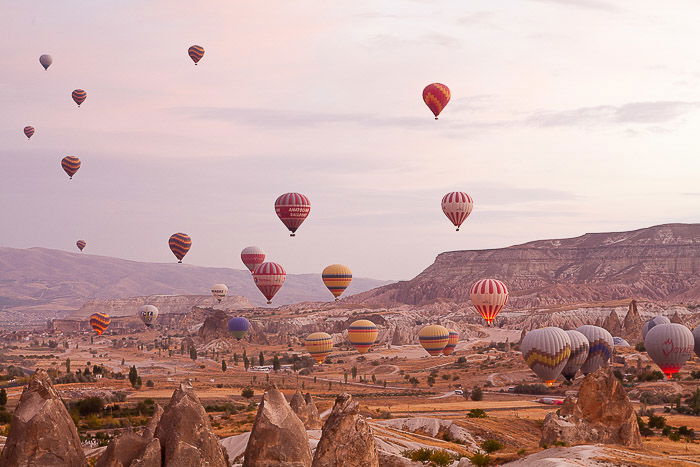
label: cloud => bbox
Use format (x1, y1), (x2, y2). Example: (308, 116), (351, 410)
(525, 101), (699, 127)
(366, 32), (461, 49)
(528, 0), (618, 12)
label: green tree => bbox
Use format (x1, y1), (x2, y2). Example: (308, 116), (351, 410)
(351, 366), (357, 380)
(234, 353), (239, 365)
(471, 386), (483, 401)
(0, 388), (7, 407)
(121, 358), (125, 366)
(65, 358), (71, 373)
(344, 372), (348, 384)
(259, 351), (265, 367)
(135, 376), (142, 389)
(241, 387), (254, 399)
(482, 439), (504, 453)
(273, 355), (281, 372)
(189, 347), (198, 361)
(222, 360), (227, 372)
(128, 366), (138, 388)
(244, 355), (250, 371)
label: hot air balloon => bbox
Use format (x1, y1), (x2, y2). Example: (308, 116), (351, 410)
(76, 240), (86, 252)
(275, 193), (310, 236)
(24, 126), (35, 139)
(470, 279), (509, 326)
(253, 262), (286, 304)
(241, 246), (265, 273)
(422, 83), (450, 119)
(72, 89), (87, 107)
(89, 313), (111, 335)
(612, 337), (630, 347)
(645, 323), (694, 379)
(228, 317), (251, 341)
(442, 329), (459, 356)
(642, 315), (671, 340)
(188, 45), (205, 65)
(39, 54), (52, 70)
(561, 330), (589, 381)
(305, 332), (333, 364)
(61, 156), (81, 179)
(693, 326), (700, 358)
(441, 192), (473, 231)
(211, 284), (228, 303)
(347, 319), (378, 354)
(576, 325), (614, 375)
(139, 305), (159, 327)
(168, 233), (191, 263)
(418, 325), (449, 356)
(521, 327), (571, 386)
(322, 264), (352, 301)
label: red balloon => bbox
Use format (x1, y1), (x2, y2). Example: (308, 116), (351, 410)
(422, 83), (451, 119)
(253, 262), (286, 304)
(275, 193), (310, 237)
(24, 126), (35, 139)
(470, 279), (509, 326)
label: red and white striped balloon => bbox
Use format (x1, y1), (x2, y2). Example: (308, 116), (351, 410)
(470, 278), (509, 326)
(275, 192), (310, 236)
(441, 192), (473, 231)
(241, 246), (265, 273)
(252, 262), (286, 304)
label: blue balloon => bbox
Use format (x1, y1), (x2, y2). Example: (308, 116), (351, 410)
(228, 317), (250, 340)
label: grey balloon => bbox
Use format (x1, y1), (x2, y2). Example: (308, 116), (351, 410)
(521, 327), (571, 386)
(576, 325), (614, 375)
(693, 326), (700, 358)
(641, 315), (670, 340)
(562, 330), (589, 381)
(39, 54), (52, 70)
(612, 337), (630, 347)
(645, 323), (694, 379)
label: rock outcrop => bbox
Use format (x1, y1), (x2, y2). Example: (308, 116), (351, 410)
(602, 311), (622, 336)
(0, 369), (87, 466)
(312, 393), (379, 467)
(243, 387), (312, 467)
(622, 300), (643, 342)
(304, 393), (322, 430)
(541, 367), (642, 448)
(155, 381), (229, 467)
(95, 430), (160, 467)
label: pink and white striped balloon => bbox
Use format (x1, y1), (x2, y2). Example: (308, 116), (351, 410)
(441, 192), (473, 231)
(470, 278), (509, 326)
(241, 246), (265, 273)
(252, 262), (286, 304)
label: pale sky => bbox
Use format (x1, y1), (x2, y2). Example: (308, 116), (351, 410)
(2, 0), (699, 280)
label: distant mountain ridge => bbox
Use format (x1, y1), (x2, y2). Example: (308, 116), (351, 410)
(0, 247), (393, 318)
(353, 223), (700, 308)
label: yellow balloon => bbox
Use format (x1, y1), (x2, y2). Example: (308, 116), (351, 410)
(418, 325), (449, 356)
(347, 319), (378, 354)
(305, 332), (333, 364)
(322, 264), (352, 300)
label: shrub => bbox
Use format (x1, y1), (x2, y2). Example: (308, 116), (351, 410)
(471, 386), (483, 401)
(72, 397), (104, 416)
(0, 410), (12, 423)
(241, 387), (254, 399)
(467, 409), (487, 418)
(146, 380), (154, 388)
(469, 452), (492, 466)
(635, 342), (645, 352)
(481, 439), (504, 453)
(402, 448), (432, 462)
(648, 414), (666, 429)
(429, 450), (454, 467)
(513, 383), (549, 395)
(669, 431), (681, 442)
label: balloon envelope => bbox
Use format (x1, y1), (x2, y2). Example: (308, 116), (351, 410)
(322, 264), (352, 300)
(275, 193), (310, 236)
(521, 327), (571, 386)
(576, 325), (614, 375)
(642, 315), (671, 340)
(418, 325), (449, 356)
(211, 284), (228, 302)
(470, 279), (509, 325)
(76, 240), (86, 252)
(253, 262), (286, 304)
(188, 45), (204, 64)
(645, 323), (694, 379)
(61, 156), (81, 179)
(422, 83), (451, 119)
(72, 89), (87, 107)
(228, 317), (250, 340)
(442, 329), (459, 356)
(441, 192), (473, 231)
(561, 330), (589, 381)
(168, 233), (191, 263)
(347, 319), (378, 354)
(24, 126), (35, 139)
(305, 332), (333, 364)
(89, 313), (111, 335)
(693, 326), (700, 358)
(39, 54), (52, 70)
(139, 305), (159, 327)
(241, 246), (265, 273)
(612, 337), (630, 347)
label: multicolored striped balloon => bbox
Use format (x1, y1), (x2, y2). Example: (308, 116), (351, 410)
(322, 264), (352, 301)
(470, 279), (509, 326)
(228, 317), (251, 341)
(561, 330), (589, 381)
(241, 246), (265, 273)
(168, 233), (192, 263)
(253, 262), (286, 304)
(422, 83), (450, 119)
(645, 323), (694, 379)
(188, 45), (205, 65)
(442, 329), (459, 356)
(211, 284), (228, 303)
(576, 325), (614, 375)
(138, 305), (159, 327)
(89, 312), (111, 335)
(441, 192), (473, 231)
(275, 192), (310, 236)
(347, 319), (378, 354)
(24, 126), (35, 139)
(76, 240), (86, 252)
(305, 332), (333, 364)
(72, 89), (87, 107)
(61, 156), (81, 179)
(521, 327), (571, 386)
(418, 325), (449, 356)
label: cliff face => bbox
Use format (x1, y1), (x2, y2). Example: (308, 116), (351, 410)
(355, 224), (700, 308)
(74, 294), (254, 318)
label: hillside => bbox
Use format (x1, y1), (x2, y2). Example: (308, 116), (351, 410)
(0, 247), (392, 318)
(354, 223), (700, 308)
